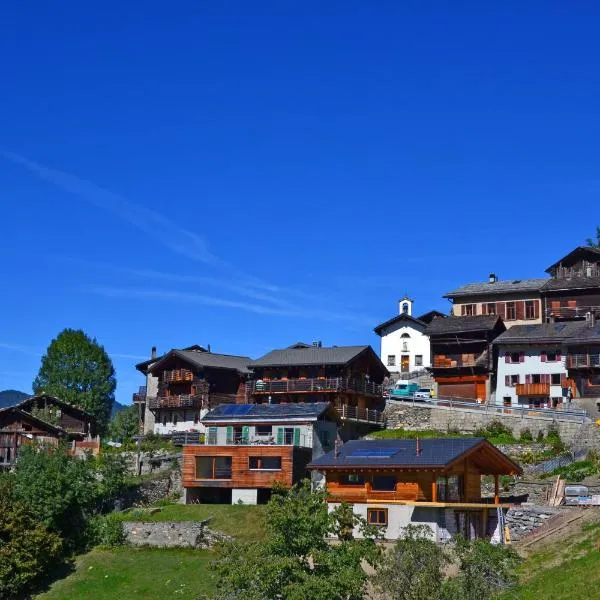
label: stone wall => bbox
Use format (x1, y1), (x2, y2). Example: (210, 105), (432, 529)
(384, 402), (600, 449)
(119, 469), (182, 510)
(505, 506), (562, 542)
(123, 521), (230, 548)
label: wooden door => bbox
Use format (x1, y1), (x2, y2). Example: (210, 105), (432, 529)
(401, 355), (410, 372)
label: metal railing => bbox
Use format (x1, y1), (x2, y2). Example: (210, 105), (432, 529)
(148, 394), (205, 409)
(386, 396), (590, 423)
(568, 354), (600, 368)
(249, 377), (384, 396)
(553, 266), (600, 279)
(204, 432), (313, 447)
(334, 402), (385, 425)
(132, 385), (147, 403)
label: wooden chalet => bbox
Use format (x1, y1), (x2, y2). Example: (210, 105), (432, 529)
(135, 347), (251, 435)
(247, 343), (388, 434)
(425, 315), (506, 402)
(308, 438), (522, 541)
(182, 402), (340, 504)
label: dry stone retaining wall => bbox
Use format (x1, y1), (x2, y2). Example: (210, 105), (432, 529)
(123, 521), (230, 548)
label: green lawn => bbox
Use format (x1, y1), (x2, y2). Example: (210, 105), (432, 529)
(122, 503), (267, 541)
(37, 547), (216, 600)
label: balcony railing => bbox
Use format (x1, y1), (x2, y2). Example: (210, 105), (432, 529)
(148, 392), (238, 410)
(248, 377), (384, 396)
(334, 402), (385, 425)
(163, 369), (194, 383)
(568, 354), (600, 369)
(553, 266), (600, 279)
(515, 383), (550, 396)
(432, 353), (484, 369)
(132, 385), (147, 404)
(546, 305), (600, 319)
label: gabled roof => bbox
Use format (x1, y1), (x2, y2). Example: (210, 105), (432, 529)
(135, 345), (208, 373)
(249, 345), (380, 369)
(444, 278), (547, 299)
(18, 394), (94, 420)
(493, 321), (600, 346)
(541, 275), (600, 292)
(416, 310), (448, 325)
(201, 401), (339, 423)
(373, 313), (427, 336)
(0, 406), (67, 435)
(308, 438), (521, 474)
(545, 246), (600, 273)
(147, 349), (252, 375)
(425, 315), (503, 335)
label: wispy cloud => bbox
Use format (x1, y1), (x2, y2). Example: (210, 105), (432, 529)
(0, 342), (41, 357)
(88, 285), (375, 324)
(110, 353), (148, 361)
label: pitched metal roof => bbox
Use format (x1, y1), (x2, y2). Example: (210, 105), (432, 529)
(444, 278), (547, 299)
(202, 401), (336, 422)
(148, 349), (252, 374)
(249, 345), (372, 368)
(494, 321), (600, 345)
(425, 315), (502, 335)
(308, 438), (520, 473)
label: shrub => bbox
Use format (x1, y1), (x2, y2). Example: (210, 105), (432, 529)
(474, 421), (517, 444)
(546, 424), (566, 455)
(519, 428), (533, 442)
(536, 430), (545, 442)
(89, 513), (126, 548)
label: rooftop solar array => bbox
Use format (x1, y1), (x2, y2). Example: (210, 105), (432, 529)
(349, 449), (398, 458)
(221, 405), (253, 416)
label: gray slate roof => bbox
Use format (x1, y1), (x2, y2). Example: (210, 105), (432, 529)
(425, 315), (502, 335)
(202, 402), (335, 422)
(444, 278), (548, 299)
(374, 313), (427, 335)
(148, 349), (252, 374)
(541, 276), (600, 292)
(249, 345), (371, 368)
(308, 438), (489, 469)
(494, 321), (600, 345)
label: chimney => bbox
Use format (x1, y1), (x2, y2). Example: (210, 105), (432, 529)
(334, 438), (342, 459)
(312, 341), (322, 348)
(415, 437), (422, 456)
(207, 344), (211, 352)
(489, 273), (497, 284)
(151, 346), (157, 360)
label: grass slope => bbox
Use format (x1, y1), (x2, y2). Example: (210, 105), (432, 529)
(122, 503), (267, 542)
(502, 516), (600, 599)
(37, 547), (216, 600)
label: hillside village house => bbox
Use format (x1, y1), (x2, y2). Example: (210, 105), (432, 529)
(494, 317), (600, 406)
(373, 297), (445, 375)
(0, 394), (99, 467)
(308, 438), (522, 541)
(426, 315), (506, 402)
(247, 343), (388, 437)
(182, 402), (339, 504)
(135, 346), (251, 435)
(443, 246), (600, 327)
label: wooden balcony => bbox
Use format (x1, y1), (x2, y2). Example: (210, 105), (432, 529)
(334, 402), (385, 426)
(163, 369), (194, 383)
(132, 386), (147, 404)
(148, 392), (238, 410)
(248, 377), (383, 397)
(432, 352), (486, 369)
(568, 354), (600, 369)
(515, 383), (550, 396)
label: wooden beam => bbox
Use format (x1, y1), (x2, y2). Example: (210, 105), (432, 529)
(494, 473), (500, 505)
(431, 479), (438, 503)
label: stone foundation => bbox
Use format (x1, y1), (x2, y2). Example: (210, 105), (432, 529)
(505, 506), (562, 542)
(123, 521), (231, 548)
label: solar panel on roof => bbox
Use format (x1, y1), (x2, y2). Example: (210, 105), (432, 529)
(349, 449), (397, 458)
(554, 324), (567, 332)
(222, 405), (253, 415)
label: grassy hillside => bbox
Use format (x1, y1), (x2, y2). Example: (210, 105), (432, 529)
(501, 513), (600, 599)
(37, 547), (216, 600)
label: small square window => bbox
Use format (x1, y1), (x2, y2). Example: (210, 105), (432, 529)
(367, 508), (388, 526)
(255, 425), (273, 437)
(387, 355), (396, 366)
(551, 373), (562, 385)
(510, 353), (521, 364)
(510, 375), (520, 386)
(249, 456), (282, 470)
(546, 351), (558, 362)
(486, 303), (497, 316)
(415, 355), (423, 366)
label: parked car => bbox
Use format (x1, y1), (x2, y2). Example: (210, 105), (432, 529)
(414, 388), (432, 400)
(390, 382), (420, 398)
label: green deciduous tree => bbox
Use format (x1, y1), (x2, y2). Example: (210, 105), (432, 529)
(33, 328), (116, 433)
(108, 404), (140, 443)
(587, 226), (600, 248)
(0, 479), (63, 600)
(208, 480), (382, 600)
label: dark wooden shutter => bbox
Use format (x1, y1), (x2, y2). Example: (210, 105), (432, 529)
(461, 305), (467, 316)
(556, 351), (562, 362)
(505, 375), (510, 386)
(534, 300), (540, 319)
(505, 352), (510, 363)
(541, 351), (547, 362)
(520, 352), (525, 363)
(496, 302), (506, 319)
(516, 301), (525, 320)
(526, 374), (532, 384)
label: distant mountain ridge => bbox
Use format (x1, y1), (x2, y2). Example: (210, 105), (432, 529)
(0, 389), (30, 408)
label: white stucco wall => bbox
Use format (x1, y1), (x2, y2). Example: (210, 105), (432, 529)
(495, 345), (568, 406)
(380, 321), (431, 373)
(232, 488), (258, 505)
(153, 408), (209, 435)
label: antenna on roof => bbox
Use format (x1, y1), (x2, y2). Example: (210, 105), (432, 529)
(415, 437), (422, 456)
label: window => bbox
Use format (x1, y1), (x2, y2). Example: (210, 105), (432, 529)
(367, 508), (388, 526)
(162, 413), (167, 427)
(510, 352), (521, 363)
(532, 374), (541, 384)
(372, 475), (396, 491)
(249, 456), (282, 470)
(415, 355), (423, 366)
(341, 472), (365, 485)
(402, 303), (409, 314)
(255, 425), (272, 437)
(462, 304), (476, 316)
(436, 475), (463, 502)
(207, 427), (218, 445)
(486, 303), (496, 316)
(551, 374), (562, 385)
(173, 412), (178, 425)
(543, 350), (560, 362)
(387, 355), (396, 366)
(506, 302), (516, 320)
(510, 374), (520, 386)
(525, 300), (537, 319)
(195, 456), (232, 479)
(503, 396), (512, 406)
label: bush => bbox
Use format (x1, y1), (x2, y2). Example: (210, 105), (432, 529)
(0, 481), (63, 599)
(546, 423), (566, 454)
(473, 421), (517, 444)
(88, 513), (126, 548)
(519, 428), (533, 442)
(536, 430), (545, 442)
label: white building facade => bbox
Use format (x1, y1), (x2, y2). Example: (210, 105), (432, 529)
(374, 298), (442, 375)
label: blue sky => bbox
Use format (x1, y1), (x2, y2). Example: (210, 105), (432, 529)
(1, 2), (599, 403)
